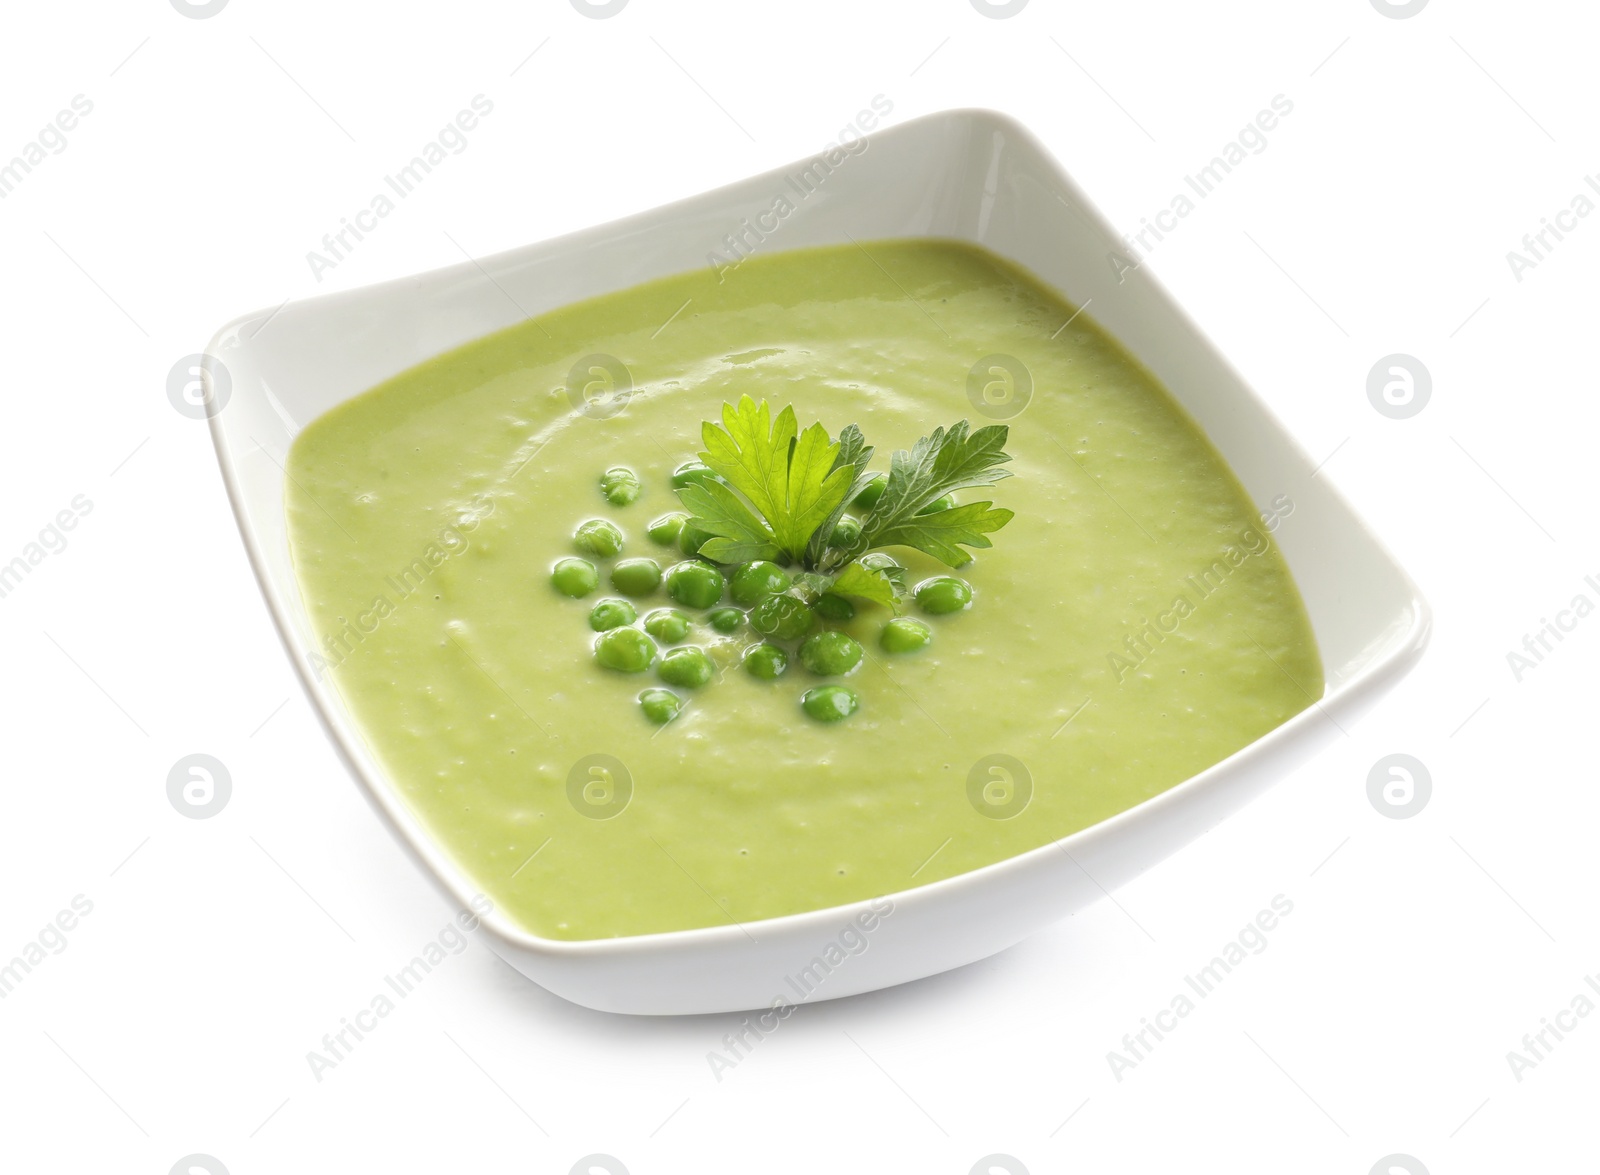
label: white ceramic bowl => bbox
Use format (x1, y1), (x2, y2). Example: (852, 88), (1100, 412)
(206, 108), (1428, 1015)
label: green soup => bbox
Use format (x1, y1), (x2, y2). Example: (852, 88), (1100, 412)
(285, 239), (1322, 940)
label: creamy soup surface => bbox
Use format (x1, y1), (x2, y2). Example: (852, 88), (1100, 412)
(285, 240), (1322, 940)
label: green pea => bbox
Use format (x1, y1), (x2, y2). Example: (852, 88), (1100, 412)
(880, 617), (932, 653)
(572, 518), (623, 558)
(730, 560), (792, 605)
(666, 561), (724, 609)
(750, 594), (815, 640)
(611, 557), (662, 597)
(638, 687), (683, 725)
(915, 575), (973, 615)
(857, 552), (903, 575)
(657, 646), (715, 688)
(800, 631), (864, 676)
(814, 593), (855, 622)
(918, 493), (955, 515)
(551, 557), (599, 598)
(600, 466), (641, 506)
(647, 512), (687, 546)
(588, 598), (637, 632)
(742, 642), (789, 680)
(829, 515), (862, 549)
(671, 460), (721, 489)
(678, 520), (713, 558)
(707, 607), (744, 634)
(594, 626), (655, 672)
(853, 474), (887, 509)
(643, 608), (691, 643)
(801, 685), (860, 723)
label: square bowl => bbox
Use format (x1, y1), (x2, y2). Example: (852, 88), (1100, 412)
(206, 108), (1428, 1015)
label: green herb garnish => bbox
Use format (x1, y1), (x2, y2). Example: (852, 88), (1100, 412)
(677, 396), (1013, 611)
(827, 419), (1015, 569)
(683, 398), (856, 565)
(827, 560), (900, 610)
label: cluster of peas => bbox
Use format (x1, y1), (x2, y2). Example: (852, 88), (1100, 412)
(547, 463), (977, 726)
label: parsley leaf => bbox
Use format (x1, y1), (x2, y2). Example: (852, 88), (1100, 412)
(679, 401), (1014, 580)
(868, 500), (1014, 567)
(694, 396), (854, 564)
(677, 480), (782, 564)
(803, 424), (875, 569)
(846, 421), (1015, 567)
(828, 560), (902, 611)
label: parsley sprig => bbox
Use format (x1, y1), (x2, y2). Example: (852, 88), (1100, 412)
(678, 396), (1014, 610)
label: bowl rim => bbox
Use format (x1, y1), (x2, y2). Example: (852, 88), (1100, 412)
(205, 105), (1432, 961)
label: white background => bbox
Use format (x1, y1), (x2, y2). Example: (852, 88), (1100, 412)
(0, 1), (1594, 1172)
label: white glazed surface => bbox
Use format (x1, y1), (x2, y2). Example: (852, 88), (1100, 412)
(206, 109), (1429, 1015)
